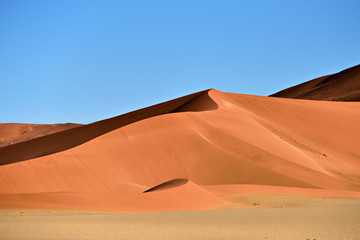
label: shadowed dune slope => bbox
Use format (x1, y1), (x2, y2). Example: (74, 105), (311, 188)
(0, 123), (81, 148)
(0, 89), (360, 212)
(0, 90), (215, 165)
(271, 64), (360, 101)
(144, 179), (189, 193)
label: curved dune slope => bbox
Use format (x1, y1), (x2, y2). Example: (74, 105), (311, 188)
(0, 90), (215, 165)
(0, 123), (81, 148)
(0, 89), (360, 212)
(271, 64), (360, 101)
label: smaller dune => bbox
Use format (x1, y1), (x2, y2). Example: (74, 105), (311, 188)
(143, 179), (189, 193)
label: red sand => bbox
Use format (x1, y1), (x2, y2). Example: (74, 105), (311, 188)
(0, 88), (359, 212)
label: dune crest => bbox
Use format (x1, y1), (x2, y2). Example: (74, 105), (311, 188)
(0, 90), (216, 166)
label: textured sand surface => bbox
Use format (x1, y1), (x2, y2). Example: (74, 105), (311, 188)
(0, 123), (81, 148)
(1, 204), (360, 240)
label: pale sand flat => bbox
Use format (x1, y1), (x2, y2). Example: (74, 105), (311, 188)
(1, 204), (360, 240)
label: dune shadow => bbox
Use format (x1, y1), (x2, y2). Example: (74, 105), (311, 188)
(0, 90), (218, 166)
(173, 90), (218, 112)
(143, 178), (189, 193)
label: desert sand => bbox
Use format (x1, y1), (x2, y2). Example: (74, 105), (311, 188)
(1, 204), (360, 240)
(1, 65), (360, 239)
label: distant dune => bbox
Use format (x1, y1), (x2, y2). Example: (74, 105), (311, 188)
(0, 82), (359, 212)
(271, 64), (360, 101)
(0, 123), (81, 148)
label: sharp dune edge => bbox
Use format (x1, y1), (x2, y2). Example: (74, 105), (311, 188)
(0, 90), (211, 165)
(1, 87), (360, 212)
(143, 178), (189, 193)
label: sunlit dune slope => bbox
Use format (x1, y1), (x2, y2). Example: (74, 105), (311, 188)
(0, 89), (359, 212)
(0, 123), (81, 148)
(271, 64), (360, 101)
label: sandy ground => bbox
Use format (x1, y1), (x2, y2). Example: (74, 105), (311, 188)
(1, 203), (360, 240)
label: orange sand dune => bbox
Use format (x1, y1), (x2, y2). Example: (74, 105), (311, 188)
(0, 90), (212, 165)
(271, 64), (360, 101)
(0, 123), (81, 148)
(0, 88), (359, 212)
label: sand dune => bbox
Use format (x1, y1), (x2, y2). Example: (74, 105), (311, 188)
(0, 90), (212, 165)
(0, 123), (81, 148)
(0, 87), (359, 212)
(271, 64), (360, 101)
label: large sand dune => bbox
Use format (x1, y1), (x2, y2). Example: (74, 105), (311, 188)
(0, 90), (210, 165)
(1, 88), (359, 212)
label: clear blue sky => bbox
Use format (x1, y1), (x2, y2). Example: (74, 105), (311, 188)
(1, 0), (359, 124)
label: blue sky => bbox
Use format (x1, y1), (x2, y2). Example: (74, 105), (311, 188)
(1, 0), (359, 124)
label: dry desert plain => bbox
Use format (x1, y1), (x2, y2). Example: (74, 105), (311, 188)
(1, 65), (360, 239)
